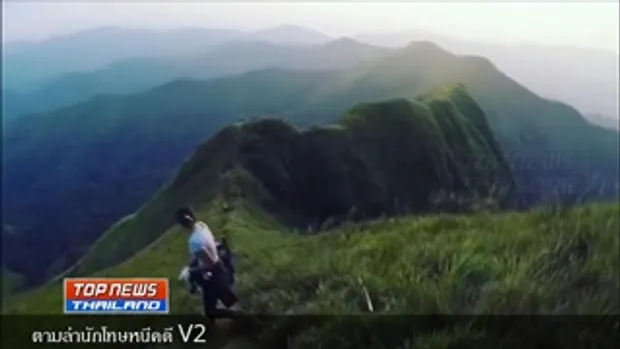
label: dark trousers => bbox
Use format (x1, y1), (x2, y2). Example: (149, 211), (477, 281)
(195, 261), (239, 319)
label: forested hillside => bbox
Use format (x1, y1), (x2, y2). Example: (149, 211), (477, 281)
(59, 85), (513, 277)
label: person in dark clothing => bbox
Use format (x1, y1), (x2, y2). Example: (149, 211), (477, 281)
(175, 206), (241, 319)
(187, 241), (235, 294)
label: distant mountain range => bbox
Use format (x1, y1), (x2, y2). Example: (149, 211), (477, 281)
(3, 39), (388, 121)
(355, 29), (619, 119)
(586, 113), (619, 130)
(2, 25), (332, 92)
(3, 25), (617, 129)
(3, 40), (618, 288)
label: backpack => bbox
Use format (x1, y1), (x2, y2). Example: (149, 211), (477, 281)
(216, 239), (235, 286)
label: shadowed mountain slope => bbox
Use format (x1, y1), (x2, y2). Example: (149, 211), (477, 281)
(61, 85), (513, 278)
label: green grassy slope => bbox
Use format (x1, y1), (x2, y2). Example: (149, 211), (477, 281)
(218, 42), (618, 207)
(5, 84), (618, 345)
(312, 42), (619, 203)
(1, 267), (24, 298)
(62, 85), (514, 280)
(6, 86), (618, 348)
(6, 197), (619, 347)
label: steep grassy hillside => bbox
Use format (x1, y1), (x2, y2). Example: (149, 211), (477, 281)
(61, 85), (513, 278)
(4, 41), (618, 288)
(5, 88), (617, 347)
(311, 42), (619, 205)
(6, 198), (619, 348)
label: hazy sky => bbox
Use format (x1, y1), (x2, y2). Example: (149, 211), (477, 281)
(3, 1), (619, 52)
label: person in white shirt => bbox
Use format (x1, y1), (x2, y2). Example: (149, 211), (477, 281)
(175, 206), (240, 318)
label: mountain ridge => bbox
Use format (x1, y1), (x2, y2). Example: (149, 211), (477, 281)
(354, 29), (619, 118)
(4, 107), (618, 349)
(3, 25), (332, 92)
(6, 25), (618, 121)
(57, 84), (515, 280)
(3, 39), (389, 121)
(3, 41), (617, 288)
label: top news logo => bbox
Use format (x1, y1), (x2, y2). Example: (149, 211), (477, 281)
(63, 278), (169, 314)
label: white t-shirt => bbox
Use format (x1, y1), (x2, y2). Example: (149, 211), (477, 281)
(188, 221), (219, 265)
